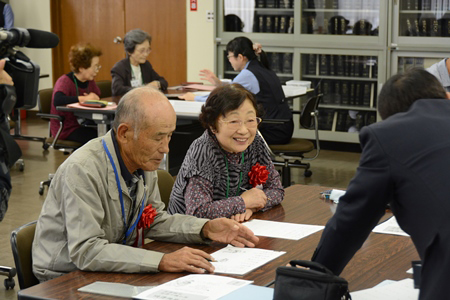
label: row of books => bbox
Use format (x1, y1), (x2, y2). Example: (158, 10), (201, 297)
(402, 17), (450, 37)
(224, 52), (293, 74)
(255, 0), (294, 9)
(402, 0), (446, 10)
(252, 15), (294, 33)
(397, 57), (425, 73)
(303, 54), (378, 78)
(318, 109), (377, 132)
(302, 16), (378, 35)
(312, 79), (376, 108)
(302, 0), (380, 10)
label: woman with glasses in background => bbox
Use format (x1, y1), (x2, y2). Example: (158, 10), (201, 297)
(168, 84), (284, 221)
(111, 29), (168, 96)
(51, 43), (102, 145)
(180, 36), (293, 145)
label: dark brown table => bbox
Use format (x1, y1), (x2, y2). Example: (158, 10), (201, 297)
(18, 185), (419, 299)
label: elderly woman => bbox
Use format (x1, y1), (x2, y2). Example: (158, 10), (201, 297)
(50, 43), (102, 144)
(180, 36), (293, 145)
(111, 29), (168, 96)
(168, 84), (284, 222)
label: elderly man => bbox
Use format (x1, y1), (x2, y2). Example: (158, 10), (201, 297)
(311, 68), (450, 300)
(32, 87), (259, 282)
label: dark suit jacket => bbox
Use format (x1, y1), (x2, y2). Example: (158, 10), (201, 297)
(312, 99), (450, 300)
(110, 57), (168, 96)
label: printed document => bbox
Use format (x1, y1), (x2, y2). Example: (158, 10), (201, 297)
(244, 219), (324, 240)
(133, 274), (252, 300)
(351, 278), (418, 299)
(211, 245), (285, 275)
(373, 216), (409, 237)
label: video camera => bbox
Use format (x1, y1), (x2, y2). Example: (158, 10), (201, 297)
(0, 27), (59, 221)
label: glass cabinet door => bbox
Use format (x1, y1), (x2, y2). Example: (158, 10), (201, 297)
(222, 0), (295, 34)
(301, 0), (381, 36)
(390, 52), (448, 77)
(393, 1), (450, 48)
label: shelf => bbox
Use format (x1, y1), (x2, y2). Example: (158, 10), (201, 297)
(320, 104), (376, 111)
(399, 10), (442, 14)
(302, 9), (378, 13)
(302, 75), (377, 82)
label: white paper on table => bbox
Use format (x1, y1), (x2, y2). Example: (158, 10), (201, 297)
(133, 274), (252, 300)
(351, 278), (419, 300)
(210, 245), (285, 275)
(243, 219), (324, 240)
(372, 216), (409, 237)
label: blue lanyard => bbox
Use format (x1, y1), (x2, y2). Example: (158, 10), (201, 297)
(102, 138), (146, 245)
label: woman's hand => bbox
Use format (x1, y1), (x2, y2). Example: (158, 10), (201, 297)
(231, 209), (254, 223)
(79, 92), (100, 103)
(241, 188), (267, 210)
(178, 92), (196, 101)
(199, 69), (221, 86)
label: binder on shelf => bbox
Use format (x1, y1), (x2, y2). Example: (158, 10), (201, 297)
(341, 81), (350, 105)
(322, 80), (332, 104)
(266, 0), (276, 8)
(280, 16), (287, 33)
(397, 57), (405, 74)
(255, 0), (266, 8)
(309, 54), (317, 75)
(361, 56), (370, 77)
(282, 53), (293, 74)
(329, 55), (336, 76)
(274, 16), (280, 33)
(266, 16), (273, 33)
(371, 57), (378, 78)
(349, 82), (356, 106)
(287, 17), (294, 33)
(319, 54), (329, 76)
(336, 55), (345, 76)
(370, 83), (376, 108)
(362, 83), (371, 107)
(271, 53), (280, 73)
(333, 81), (341, 105)
(318, 109), (335, 131)
(404, 57), (414, 71)
(355, 83), (362, 106)
(415, 57), (424, 69)
(335, 111), (347, 132)
(349, 56), (356, 77)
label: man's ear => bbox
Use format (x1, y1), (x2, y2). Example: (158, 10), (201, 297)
(446, 92), (450, 100)
(116, 124), (132, 143)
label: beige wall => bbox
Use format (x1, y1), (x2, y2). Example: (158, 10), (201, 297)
(186, 0), (215, 82)
(10, 0), (53, 94)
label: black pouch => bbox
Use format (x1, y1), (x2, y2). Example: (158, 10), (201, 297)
(274, 260), (351, 300)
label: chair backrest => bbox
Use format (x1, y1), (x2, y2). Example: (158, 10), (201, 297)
(157, 169), (175, 208)
(10, 220), (39, 289)
(300, 94), (322, 129)
(38, 88), (54, 114)
(96, 80), (112, 99)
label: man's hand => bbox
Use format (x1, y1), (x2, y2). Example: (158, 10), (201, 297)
(158, 246), (215, 273)
(231, 209), (254, 223)
(147, 80), (161, 89)
(199, 69), (221, 86)
(0, 60), (13, 86)
(178, 92), (195, 101)
(202, 218), (259, 247)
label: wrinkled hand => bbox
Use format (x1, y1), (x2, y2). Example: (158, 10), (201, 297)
(202, 218), (259, 247)
(148, 80), (161, 89)
(253, 43), (262, 55)
(178, 92), (196, 101)
(231, 209), (254, 223)
(79, 92), (100, 103)
(241, 188), (267, 210)
(0, 60), (13, 86)
(199, 69), (220, 86)
(158, 246), (215, 273)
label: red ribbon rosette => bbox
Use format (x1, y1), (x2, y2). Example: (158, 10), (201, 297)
(134, 204), (157, 247)
(248, 163), (269, 188)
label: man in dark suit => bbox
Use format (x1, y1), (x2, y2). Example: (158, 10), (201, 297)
(311, 68), (450, 300)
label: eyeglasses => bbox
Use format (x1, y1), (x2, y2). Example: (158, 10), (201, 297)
(220, 117), (262, 130)
(227, 54), (235, 60)
(93, 65), (102, 71)
(136, 47), (152, 54)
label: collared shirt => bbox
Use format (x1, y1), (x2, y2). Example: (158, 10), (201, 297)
(427, 58), (450, 92)
(3, 4), (14, 29)
(194, 61), (260, 102)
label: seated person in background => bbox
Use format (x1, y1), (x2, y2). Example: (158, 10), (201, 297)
(179, 36), (293, 145)
(50, 43), (101, 145)
(168, 84), (284, 222)
(426, 58), (450, 92)
(33, 86), (258, 282)
(310, 68), (450, 300)
(111, 29), (168, 96)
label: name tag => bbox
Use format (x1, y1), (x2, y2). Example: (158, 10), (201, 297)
(131, 79), (141, 88)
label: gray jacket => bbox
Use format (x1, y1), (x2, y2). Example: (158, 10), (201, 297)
(32, 132), (208, 282)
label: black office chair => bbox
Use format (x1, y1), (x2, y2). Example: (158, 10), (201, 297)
(37, 88), (82, 195)
(10, 220), (39, 290)
(96, 80), (112, 99)
(265, 94), (322, 187)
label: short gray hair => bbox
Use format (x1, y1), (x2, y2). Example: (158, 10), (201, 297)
(124, 29), (152, 54)
(112, 87), (164, 138)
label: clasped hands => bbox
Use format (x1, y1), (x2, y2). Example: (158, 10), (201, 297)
(158, 217), (259, 274)
(231, 187), (267, 222)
